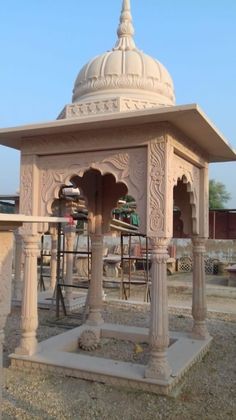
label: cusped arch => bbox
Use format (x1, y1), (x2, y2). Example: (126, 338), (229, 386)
(45, 166), (133, 215)
(173, 163), (200, 235)
(39, 149), (147, 233)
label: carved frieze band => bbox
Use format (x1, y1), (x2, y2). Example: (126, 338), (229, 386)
(21, 124), (167, 156)
(58, 99), (119, 119)
(58, 98), (161, 120)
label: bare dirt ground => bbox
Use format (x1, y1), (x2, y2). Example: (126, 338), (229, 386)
(2, 292), (236, 420)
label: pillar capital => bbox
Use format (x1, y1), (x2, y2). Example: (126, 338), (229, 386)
(22, 234), (40, 247)
(91, 233), (103, 244)
(22, 235), (40, 259)
(49, 225), (57, 236)
(149, 237), (170, 264)
(149, 236), (170, 249)
(191, 236), (206, 253)
(14, 229), (23, 242)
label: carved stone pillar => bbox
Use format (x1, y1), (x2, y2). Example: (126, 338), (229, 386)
(64, 225), (76, 305)
(15, 234), (40, 356)
(0, 313), (5, 418)
(0, 230), (15, 417)
(12, 230), (24, 300)
(50, 227), (57, 290)
(192, 237), (209, 339)
(86, 234), (104, 326)
(145, 238), (172, 381)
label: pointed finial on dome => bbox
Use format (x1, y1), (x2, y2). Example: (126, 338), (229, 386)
(113, 0), (136, 51)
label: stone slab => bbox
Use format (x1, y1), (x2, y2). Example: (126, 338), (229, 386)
(12, 290), (87, 310)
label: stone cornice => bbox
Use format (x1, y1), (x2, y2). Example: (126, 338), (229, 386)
(21, 123), (168, 156)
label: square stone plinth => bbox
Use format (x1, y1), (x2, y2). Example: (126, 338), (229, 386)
(10, 323), (212, 395)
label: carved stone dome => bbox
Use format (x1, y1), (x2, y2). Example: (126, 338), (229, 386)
(72, 0), (175, 108)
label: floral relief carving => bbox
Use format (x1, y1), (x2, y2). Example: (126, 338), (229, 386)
(102, 153), (129, 173)
(20, 157), (33, 216)
(41, 169), (68, 207)
(19, 156), (36, 235)
(73, 74), (174, 104)
(148, 140), (165, 236)
(102, 149), (146, 201)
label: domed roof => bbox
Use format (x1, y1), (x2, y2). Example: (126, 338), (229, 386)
(72, 0), (175, 107)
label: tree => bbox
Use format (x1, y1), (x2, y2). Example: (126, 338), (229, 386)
(209, 179), (231, 209)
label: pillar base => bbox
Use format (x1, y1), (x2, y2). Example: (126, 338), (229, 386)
(145, 350), (172, 381)
(13, 282), (23, 301)
(192, 321), (210, 340)
(65, 295), (73, 308)
(86, 311), (104, 327)
(15, 335), (39, 357)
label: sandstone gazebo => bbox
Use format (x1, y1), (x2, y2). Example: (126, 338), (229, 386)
(0, 0), (235, 393)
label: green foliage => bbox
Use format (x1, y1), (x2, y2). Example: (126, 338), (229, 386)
(120, 195), (135, 203)
(209, 179), (231, 209)
(0, 202), (15, 213)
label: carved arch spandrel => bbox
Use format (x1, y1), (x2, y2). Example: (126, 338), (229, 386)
(172, 154), (200, 235)
(39, 148), (147, 233)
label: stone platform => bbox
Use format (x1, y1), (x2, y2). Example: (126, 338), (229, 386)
(10, 323), (212, 396)
(12, 290), (87, 310)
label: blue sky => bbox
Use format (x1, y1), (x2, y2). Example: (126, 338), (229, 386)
(0, 0), (236, 206)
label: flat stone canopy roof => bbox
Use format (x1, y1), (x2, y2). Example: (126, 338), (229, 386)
(0, 104), (235, 163)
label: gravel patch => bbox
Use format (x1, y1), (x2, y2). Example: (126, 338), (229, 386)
(2, 302), (236, 419)
(76, 336), (176, 364)
(77, 337), (151, 364)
